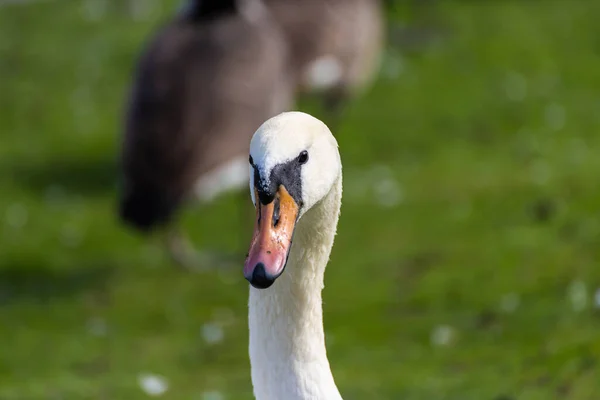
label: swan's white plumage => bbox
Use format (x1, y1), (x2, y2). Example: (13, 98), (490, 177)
(247, 111), (344, 400)
(249, 111), (341, 219)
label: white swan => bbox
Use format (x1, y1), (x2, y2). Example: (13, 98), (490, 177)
(244, 111), (344, 400)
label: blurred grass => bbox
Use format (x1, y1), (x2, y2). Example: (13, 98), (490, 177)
(1, 0), (600, 399)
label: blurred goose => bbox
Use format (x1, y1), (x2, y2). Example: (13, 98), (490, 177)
(244, 112), (345, 399)
(118, 0), (293, 268)
(264, 0), (384, 119)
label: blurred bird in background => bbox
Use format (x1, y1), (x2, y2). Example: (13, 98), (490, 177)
(117, 0), (293, 269)
(117, 0), (388, 270)
(263, 0), (385, 128)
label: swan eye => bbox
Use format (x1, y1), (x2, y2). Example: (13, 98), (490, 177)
(298, 150), (309, 165)
(249, 155), (254, 166)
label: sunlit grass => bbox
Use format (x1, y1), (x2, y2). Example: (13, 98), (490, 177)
(1, 1), (600, 399)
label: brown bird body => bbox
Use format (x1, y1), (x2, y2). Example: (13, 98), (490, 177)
(264, 0), (384, 112)
(118, 0), (293, 266)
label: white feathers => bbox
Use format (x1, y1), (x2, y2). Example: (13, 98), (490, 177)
(304, 55), (343, 90)
(247, 112), (344, 400)
(240, 0), (268, 24)
(194, 156), (249, 203)
(248, 112), (340, 218)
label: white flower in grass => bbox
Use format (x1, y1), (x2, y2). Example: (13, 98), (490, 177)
(138, 373), (169, 397)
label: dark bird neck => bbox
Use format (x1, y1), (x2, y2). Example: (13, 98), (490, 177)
(184, 0), (239, 21)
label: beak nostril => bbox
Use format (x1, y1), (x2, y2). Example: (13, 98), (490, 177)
(272, 196), (281, 227)
(257, 203), (262, 225)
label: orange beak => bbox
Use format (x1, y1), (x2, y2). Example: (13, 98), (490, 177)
(244, 185), (299, 289)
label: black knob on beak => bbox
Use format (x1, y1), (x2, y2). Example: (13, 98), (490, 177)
(246, 262), (276, 289)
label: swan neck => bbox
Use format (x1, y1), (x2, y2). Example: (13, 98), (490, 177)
(248, 176), (343, 400)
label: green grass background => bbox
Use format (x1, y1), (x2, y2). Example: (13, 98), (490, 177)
(1, 0), (600, 399)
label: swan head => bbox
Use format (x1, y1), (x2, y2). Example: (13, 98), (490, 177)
(244, 111), (341, 289)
